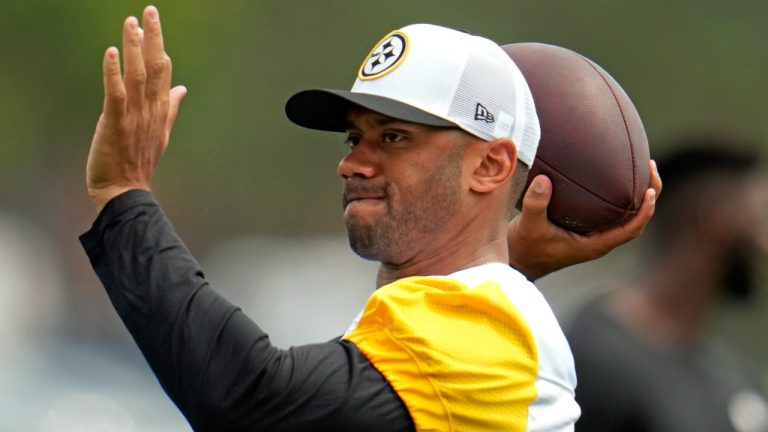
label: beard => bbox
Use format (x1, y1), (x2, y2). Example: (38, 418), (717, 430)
(722, 246), (757, 302)
(720, 229), (768, 302)
(344, 152), (464, 265)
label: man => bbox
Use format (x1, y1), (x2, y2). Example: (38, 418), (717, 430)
(82, 6), (659, 431)
(568, 137), (768, 432)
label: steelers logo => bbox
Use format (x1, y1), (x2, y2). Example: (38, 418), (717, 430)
(358, 31), (408, 80)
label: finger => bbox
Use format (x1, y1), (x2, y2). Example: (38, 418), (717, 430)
(607, 161), (661, 237)
(590, 162), (661, 242)
(167, 83), (187, 122)
(153, 85), (186, 159)
(158, 54), (173, 106)
(122, 16), (146, 110)
(161, 55), (181, 131)
(102, 47), (126, 120)
(597, 187), (657, 244)
(142, 6), (167, 101)
(635, 187), (657, 228)
(166, 85), (187, 137)
(649, 159), (663, 198)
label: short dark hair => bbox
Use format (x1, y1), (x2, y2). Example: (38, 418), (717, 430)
(509, 163), (530, 218)
(651, 134), (763, 244)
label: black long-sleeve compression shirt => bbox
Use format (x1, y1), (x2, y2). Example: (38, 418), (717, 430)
(80, 190), (414, 432)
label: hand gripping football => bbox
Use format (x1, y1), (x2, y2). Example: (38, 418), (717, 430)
(503, 43), (650, 233)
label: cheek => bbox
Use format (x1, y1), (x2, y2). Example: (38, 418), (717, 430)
(382, 144), (466, 208)
(380, 157), (425, 201)
(406, 158), (464, 204)
(391, 161), (439, 198)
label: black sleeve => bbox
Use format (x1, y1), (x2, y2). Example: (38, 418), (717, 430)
(80, 190), (414, 432)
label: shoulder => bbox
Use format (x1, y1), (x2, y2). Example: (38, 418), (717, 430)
(344, 263), (579, 431)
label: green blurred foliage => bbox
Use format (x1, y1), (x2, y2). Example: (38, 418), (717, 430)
(0, 0), (766, 372)
(1, 0), (766, 240)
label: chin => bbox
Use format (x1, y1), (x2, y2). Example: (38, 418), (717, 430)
(346, 221), (379, 260)
(348, 238), (387, 262)
(346, 227), (402, 264)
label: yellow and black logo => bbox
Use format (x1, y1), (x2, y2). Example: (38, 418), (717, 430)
(358, 31), (409, 80)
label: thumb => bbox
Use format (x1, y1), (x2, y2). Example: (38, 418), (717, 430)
(521, 174), (552, 219)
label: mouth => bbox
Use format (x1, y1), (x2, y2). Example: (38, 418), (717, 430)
(342, 183), (387, 211)
(343, 194), (386, 210)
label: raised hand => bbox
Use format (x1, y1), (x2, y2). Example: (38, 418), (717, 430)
(86, 6), (187, 212)
(508, 160), (662, 281)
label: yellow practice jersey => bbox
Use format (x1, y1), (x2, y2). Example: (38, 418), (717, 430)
(344, 263), (580, 431)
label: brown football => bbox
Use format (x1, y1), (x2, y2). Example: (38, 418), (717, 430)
(503, 43), (650, 233)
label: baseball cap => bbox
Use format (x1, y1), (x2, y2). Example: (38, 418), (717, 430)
(285, 23), (540, 166)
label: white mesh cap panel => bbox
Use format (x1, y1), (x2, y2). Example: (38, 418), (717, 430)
(447, 45), (540, 166)
(447, 49), (517, 141)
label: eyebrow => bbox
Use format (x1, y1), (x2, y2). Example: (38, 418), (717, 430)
(344, 113), (403, 130)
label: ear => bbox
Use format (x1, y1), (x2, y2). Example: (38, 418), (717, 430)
(469, 138), (518, 193)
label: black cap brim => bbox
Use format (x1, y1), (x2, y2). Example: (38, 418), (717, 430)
(285, 89), (455, 132)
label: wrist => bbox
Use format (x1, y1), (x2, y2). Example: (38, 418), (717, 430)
(508, 255), (550, 281)
(89, 185), (149, 213)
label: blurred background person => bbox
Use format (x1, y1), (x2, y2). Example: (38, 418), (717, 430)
(567, 136), (768, 432)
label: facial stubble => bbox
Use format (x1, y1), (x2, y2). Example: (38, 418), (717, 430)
(345, 147), (465, 265)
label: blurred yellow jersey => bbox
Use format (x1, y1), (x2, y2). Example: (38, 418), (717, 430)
(344, 263), (579, 431)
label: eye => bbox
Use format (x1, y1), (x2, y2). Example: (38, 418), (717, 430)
(382, 132), (405, 144)
(344, 134), (361, 149)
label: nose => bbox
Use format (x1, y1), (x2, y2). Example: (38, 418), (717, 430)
(338, 141), (377, 179)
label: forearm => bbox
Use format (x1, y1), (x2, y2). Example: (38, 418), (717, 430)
(79, 190), (414, 431)
(80, 190), (267, 419)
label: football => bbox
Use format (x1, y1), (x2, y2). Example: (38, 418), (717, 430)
(503, 43), (650, 233)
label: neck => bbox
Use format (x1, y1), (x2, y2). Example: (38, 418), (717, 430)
(375, 215), (508, 288)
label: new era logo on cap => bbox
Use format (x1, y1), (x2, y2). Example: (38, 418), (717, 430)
(474, 103), (495, 123)
(285, 24), (540, 167)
